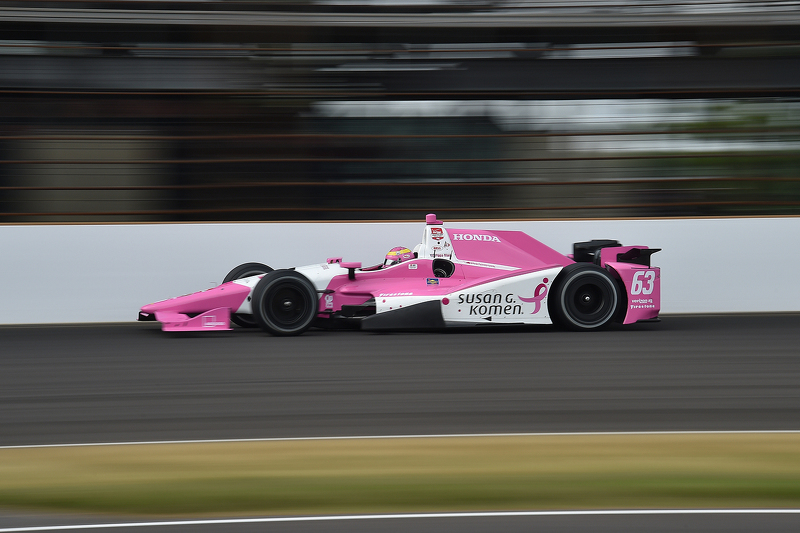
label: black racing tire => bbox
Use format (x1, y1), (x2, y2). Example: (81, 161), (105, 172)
(222, 262), (273, 328)
(550, 263), (620, 331)
(252, 270), (318, 336)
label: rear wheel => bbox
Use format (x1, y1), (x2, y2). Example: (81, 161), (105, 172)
(222, 262), (273, 328)
(252, 270), (318, 336)
(551, 264), (620, 331)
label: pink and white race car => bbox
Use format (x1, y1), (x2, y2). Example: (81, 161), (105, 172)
(139, 214), (660, 335)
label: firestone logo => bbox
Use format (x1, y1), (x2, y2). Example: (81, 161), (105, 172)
(452, 233), (501, 242)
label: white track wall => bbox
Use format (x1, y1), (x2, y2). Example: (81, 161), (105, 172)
(1, 217), (797, 324)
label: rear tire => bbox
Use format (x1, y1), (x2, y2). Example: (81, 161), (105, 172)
(223, 262), (273, 328)
(252, 270), (318, 336)
(550, 264), (619, 331)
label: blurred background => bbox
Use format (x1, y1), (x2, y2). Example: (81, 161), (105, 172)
(0, 0), (799, 223)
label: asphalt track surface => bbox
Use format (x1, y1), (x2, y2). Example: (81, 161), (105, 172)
(2, 314), (800, 446)
(2, 314), (800, 532)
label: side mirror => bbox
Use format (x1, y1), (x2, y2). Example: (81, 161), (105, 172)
(432, 259), (455, 278)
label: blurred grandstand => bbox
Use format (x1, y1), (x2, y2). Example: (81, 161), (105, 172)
(0, 0), (798, 221)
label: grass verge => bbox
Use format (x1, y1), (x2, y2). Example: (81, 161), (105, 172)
(1, 434), (799, 516)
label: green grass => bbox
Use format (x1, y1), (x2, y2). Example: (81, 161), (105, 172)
(1, 434), (799, 516)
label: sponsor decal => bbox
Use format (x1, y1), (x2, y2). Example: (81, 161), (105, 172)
(463, 260), (499, 269)
(431, 227), (444, 241)
(379, 292), (413, 297)
(408, 263), (418, 270)
(464, 261), (493, 268)
(427, 278), (440, 285)
(201, 315), (227, 328)
(455, 279), (550, 316)
(324, 294), (334, 309)
(630, 298), (656, 309)
(452, 233), (501, 243)
(518, 278), (549, 314)
(457, 293), (523, 316)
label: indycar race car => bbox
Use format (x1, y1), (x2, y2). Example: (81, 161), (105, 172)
(139, 214), (660, 335)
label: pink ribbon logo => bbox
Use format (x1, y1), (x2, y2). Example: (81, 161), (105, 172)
(518, 278), (548, 314)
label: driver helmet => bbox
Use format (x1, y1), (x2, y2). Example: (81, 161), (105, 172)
(384, 246), (414, 267)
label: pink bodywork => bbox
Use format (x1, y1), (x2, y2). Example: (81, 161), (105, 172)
(318, 228), (574, 314)
(140, 282), (251, 331)
(598, 246), (661, 324)
(449, 229), (570, 270)
(140, 214), (660, 330)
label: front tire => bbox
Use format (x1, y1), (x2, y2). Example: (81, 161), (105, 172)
(550, 264), (620, 331)
(223, 262), (273, 328)
(252, 270), (318, 336)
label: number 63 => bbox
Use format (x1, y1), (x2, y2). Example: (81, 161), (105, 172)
(631, 270), (656, 295)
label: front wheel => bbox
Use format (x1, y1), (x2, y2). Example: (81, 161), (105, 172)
(223, 262), (273, 328)
(550, 264), (620, 331)
(252, 270), (318, 336)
